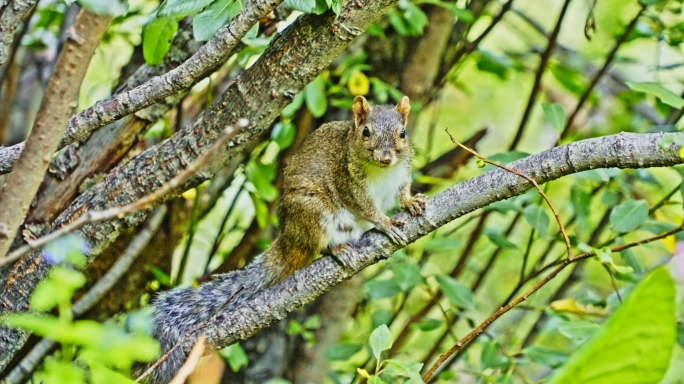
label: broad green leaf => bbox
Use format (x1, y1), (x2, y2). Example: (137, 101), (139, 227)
(219, 343), (248, 372)
(31, 267), (86, 311)
(410, 318), (442, 331)
(324, 343), (362, 361)
(475, 50), (511, 79)
(78, 0), (127, 15)
(481, 341), (509, 370)
(524, 205), (550, 237)
(249, 192), (270, 228)
(36, 358), (86, 384)
(542, 102), (566, 132)
(626, 81), (684, 108)
(365, 279), (401, 299)
(90, 362), (137, 384)
(304, 75), (327, 117)
(548, 267), (676, 384)
(245, 161), (278, 202)
(524, 346), (567, 368)
(271, 122), (296, 149)
(435, 274), (475, 310)
(281, 92), (304, 117)
(384, 359), (423, 380)
(422, 237), (463, 251)
(484, 229), (517, 250)
(390, 259), (422, 291)
(285, 0), (328, 14)
(368, 376), (389, 384)
(557, 320), (600, 341)
(402, 3), (428, 35)
(371, 309), (392, 329)
(369, 324), (392, 360)
(193, 0), (236, 41)
(387, 9), (411, 35)
(158, 0), (215, 17)
(609, 199), (648, 233)
(143, 16), (179, 65)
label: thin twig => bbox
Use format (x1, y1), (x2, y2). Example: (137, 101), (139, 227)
(446, 128), (573, 260)
(135, 287), (244, 382)
(508, 0), (572, 150)
(0, 123), (244, 268)
(421, 224), (684, 381)
(167, 336), (206, 384)
(560, 5), (645, 138)
(3, 206), (168, 384)
(602, 263), (622, 303)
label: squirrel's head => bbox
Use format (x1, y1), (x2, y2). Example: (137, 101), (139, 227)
(350, 95), (412, 167)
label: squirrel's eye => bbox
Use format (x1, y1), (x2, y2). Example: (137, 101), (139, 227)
(400, 129), (406, 139)
(362, 126), (370, 137)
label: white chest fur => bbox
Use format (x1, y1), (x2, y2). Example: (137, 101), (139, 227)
(364, 160), (410, 212)
(320, 161), (410, 250)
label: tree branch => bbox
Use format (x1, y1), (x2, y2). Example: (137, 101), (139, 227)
(0, 0), (399, 370)
(0, 9), (112, 258)
(0, 0), (37, 66)
(153, 132), (684, 369)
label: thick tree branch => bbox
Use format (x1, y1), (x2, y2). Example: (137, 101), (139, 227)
(0, 0), (37, 66)
(153, 132), (684, 367)
(0, 0), (278, 175)
(0, 9), (112, 258)
(0, 0), (399, 369)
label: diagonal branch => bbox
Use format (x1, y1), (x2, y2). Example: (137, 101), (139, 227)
(0, 9), (112, 258)
(0, 0), (400, 370)
(150, 132), (683, 377)
(0, 0), (281, 175)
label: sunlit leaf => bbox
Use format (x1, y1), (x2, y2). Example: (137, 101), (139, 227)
(549, 267), (676, 384)
(158, 0), (215, 17)
(219, 343), (249, 372)
(369, 324), (392, 360)
(193, 0), (237, 41)
(142, 16), (179, 65)
(626, 81), (684, 108)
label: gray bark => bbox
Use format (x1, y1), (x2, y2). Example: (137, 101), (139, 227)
(151, 132), (684, 367)
(0, 0), (37, 66)
(0, 0), (398, 370)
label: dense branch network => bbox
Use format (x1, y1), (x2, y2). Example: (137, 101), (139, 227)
(151, 132), (684, 366)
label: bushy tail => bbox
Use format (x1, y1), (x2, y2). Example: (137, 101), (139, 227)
(138, 250), (287, 384)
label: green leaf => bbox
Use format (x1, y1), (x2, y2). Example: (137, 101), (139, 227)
(90, 362), (138, 384)
(524, 346), (567, 368)
(246, 161), (278, 202)
(402, 4), (428, 35)
(384, 359), (423, 380)
(324, 343), (362, 361)
(368, 376), (389, 384)
(410, 318), (442, 331)
(281, 92), (304, 117)
(193, 0), (237, 41)
(557, 320), (600, 342)
(365, 279), (402, 299)
(304, 75), (327, 117)
(36, 357), (86, 384)
(626, 81), (684, 108)
(371, 309), (392, 329)
(369, 324), (393, 360)
(435, 274), (475, 310)
(421, 237), (463, 251)
(158, 0), (215, 17)
(284, 0), (327, 14)
(609, 199), (648, 233)
(549, 267), (676, 384)
(524, 205), (550, 238)
(390, 259), (422, 291)
(271, 122), (296, 149)
(31, 267), (86, 311)
(480, 341), (509, 370)
(78, 0), (127, 15)
(219, 343), (249, 372)
(542, 102), (566, 132)
(249, 192), (270, 228)
(143, 16), (179, 65)
(475, 50), (511, 79)
(484, 229), (518, 250)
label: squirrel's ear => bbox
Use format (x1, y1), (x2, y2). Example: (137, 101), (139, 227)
(396, 96), (410, 123)
(353, 96), (370, 126)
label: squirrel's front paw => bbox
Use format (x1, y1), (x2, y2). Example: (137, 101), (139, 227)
(378, 219), (408, 246)
(329, 243), (356, 268)
(401, 193), (427, 216)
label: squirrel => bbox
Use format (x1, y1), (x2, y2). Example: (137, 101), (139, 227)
(142, 95), (426, 383)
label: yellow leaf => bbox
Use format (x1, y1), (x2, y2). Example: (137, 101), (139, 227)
(348, 71), (370, 96)
(357, 368), (370, 378)
(550, 298), (586, 315)
(181, 188), (197, 200)
(664, 235), (676, 253)
(679, 145), (684, 158)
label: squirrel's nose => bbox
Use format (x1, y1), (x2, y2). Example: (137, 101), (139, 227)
(380, 150), (393, 164)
